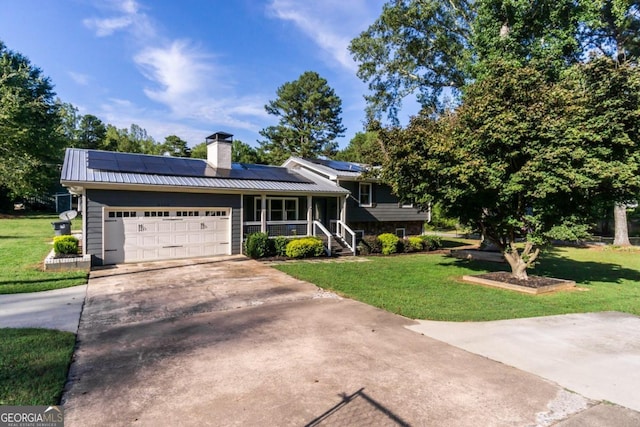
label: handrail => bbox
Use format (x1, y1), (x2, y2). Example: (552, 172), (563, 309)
(312, 220), (332, 256)
(336, 220), (357, 256)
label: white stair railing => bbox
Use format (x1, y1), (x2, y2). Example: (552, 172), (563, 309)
(335, 220), (357, 256)
(312, 221), (332, 256)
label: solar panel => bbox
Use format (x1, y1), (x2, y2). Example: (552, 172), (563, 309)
(86, 151), (311, 183)
(306, 158), (366, 173)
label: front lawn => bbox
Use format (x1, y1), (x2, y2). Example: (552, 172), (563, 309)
(0, 215), (88, 294)
(274, 246), (640, 321)
(0, 328), (76, 405)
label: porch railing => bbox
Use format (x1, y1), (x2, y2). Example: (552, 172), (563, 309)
(244, 221), (308, 237)
(312, 220), (332, 256)
(335, 220), (357, 256)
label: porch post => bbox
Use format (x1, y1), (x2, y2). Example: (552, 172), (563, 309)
(340, 196), (347, 223)
(307, 195), (313, 236)
(260, 194), (267, 233)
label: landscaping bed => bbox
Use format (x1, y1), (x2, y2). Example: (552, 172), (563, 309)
(463, 272), (576, 294)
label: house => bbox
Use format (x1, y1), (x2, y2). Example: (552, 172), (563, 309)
(283, 157), (428, 239)
(60, 132), (428, 266)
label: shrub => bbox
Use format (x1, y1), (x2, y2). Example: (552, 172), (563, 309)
(245, 232), (270, 258)
(358, 235), (381, 255)
(378, 233), (400, 255)
(420, 234), (442, 251)
(405, 236), (424, 252)
(53, 235), (79, 255)
(273, 236), (289, 257)
(285, 237), (325, 258)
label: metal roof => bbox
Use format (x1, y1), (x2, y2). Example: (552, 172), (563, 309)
(61, 148), (348, 194)
(283, 157), (364, 180)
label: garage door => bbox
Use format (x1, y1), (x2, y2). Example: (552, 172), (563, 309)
(103, 208), (231, 264)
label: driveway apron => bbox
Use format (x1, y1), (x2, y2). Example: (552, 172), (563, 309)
(62, 256), (638, 426)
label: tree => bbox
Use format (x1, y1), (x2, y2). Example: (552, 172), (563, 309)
(0, 40), (63, 199)
(161, 135), (191, 157)
(258, 71), (345, 165)
(101, 124), (160, 154)
(334, 131), (384, 165)
(349, 0), (472, 123)
(190, 142), (207, 159)
(232, 140), (261, 164)
(381, 57), (640, 280)
(579, 0), (640, 246)
(77, 114), (106, 150)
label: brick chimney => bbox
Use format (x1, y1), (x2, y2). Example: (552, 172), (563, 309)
(206, 132), (233, 170)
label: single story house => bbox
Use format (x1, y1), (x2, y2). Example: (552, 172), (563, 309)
(61, 132), (428, 266)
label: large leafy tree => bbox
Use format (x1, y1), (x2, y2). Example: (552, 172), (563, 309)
(258, 71), (345, 165)
(334, 131), (384, 165)
(369, 0), (640, 279)
(579, 0), (640, 246)
(0, 41), (64, 199)
(349, 0), (472, 123)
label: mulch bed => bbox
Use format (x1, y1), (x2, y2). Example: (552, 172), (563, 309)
(474, 271), (569, 289)
(464, 271), (576, 294)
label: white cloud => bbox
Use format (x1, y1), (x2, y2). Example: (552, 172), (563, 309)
(267, 0), (385, 71)
(69, 71), (90, 85)
(134, 40), (215, 106)
(83, 0), (154, 39)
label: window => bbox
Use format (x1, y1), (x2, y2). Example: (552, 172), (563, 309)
(108, 211), (137, 218)
(254, 197), (299, 221)
(144, 211), (169, 217)
(359, 183), (372, 207)
(395, 228), (406, 238)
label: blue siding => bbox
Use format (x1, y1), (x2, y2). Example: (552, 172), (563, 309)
(86, 189), (241, 265)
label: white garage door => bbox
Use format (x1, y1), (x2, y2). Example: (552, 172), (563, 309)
(103, 208), (231, 264)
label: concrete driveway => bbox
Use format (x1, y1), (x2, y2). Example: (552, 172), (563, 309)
(62, 256), (639, 426)
(0, 284), (86, 332)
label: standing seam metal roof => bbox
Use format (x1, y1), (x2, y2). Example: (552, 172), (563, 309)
(61, 148), (349, 194)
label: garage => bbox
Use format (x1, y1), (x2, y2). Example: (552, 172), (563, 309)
(103, 208), (231, 264)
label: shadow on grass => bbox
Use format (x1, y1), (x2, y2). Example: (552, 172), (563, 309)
(440, 239), (477, 249)
(445, 250), (640, 285)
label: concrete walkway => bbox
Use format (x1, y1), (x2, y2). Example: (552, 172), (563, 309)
(0, 284), (87, 333)
(408, 312), (640, 412)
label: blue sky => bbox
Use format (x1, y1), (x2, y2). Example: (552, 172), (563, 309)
(0, 0), (396, 149)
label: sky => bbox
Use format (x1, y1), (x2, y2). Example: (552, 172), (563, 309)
(0, 0), (396, 150)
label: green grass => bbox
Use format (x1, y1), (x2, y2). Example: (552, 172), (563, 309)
(274, 245), (640, 321)
(0, 214), (88, 293)
(0, 328), (76, 405)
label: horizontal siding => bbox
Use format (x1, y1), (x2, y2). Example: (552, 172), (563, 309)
(342, 181), (428, 223)
(86, 189), (241, 265)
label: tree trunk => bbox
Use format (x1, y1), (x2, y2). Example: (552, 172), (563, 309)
(503, 251), (529, 280)
(613, 203), (631, 246)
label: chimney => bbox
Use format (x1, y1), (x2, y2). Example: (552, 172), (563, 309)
(206, 131), (233, 170)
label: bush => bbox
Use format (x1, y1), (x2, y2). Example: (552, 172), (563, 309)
(420, 234), (442, 251)
(285, 237), (325, 258)
(404, 236), (424, 253)
(245, 232), (270, 258)
(53, 235), (79, 255)
(358, 235), (381, 255)
(273, 236), (289, 257)
(378, 233), (400, 255)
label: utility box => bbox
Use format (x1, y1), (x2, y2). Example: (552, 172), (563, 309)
(52, 220), (71, 236)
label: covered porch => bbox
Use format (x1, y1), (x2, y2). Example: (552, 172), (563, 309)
(242, 194), (357, 256)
